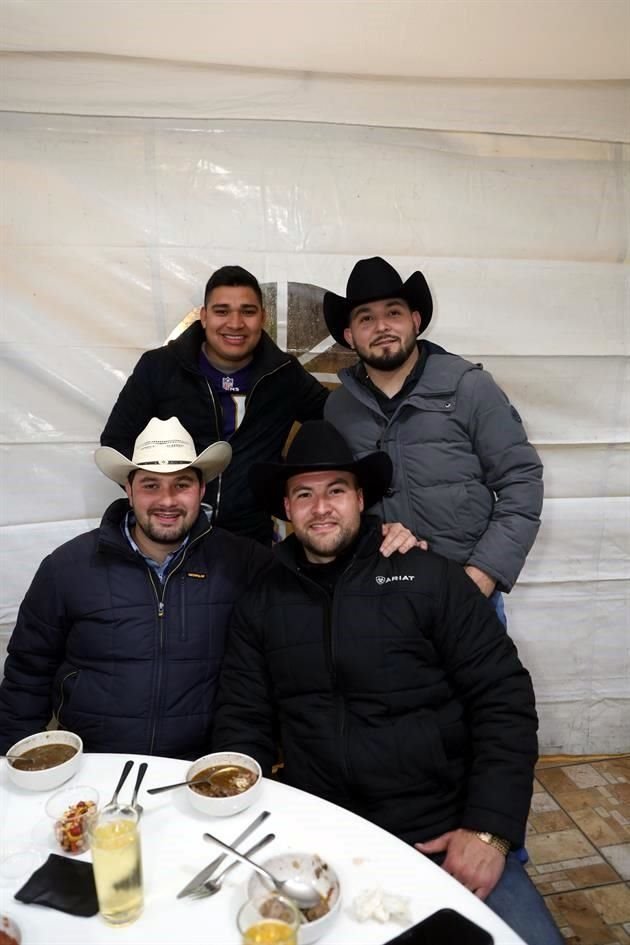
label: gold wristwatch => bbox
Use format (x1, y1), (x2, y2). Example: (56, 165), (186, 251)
(474, 831), (510, 856)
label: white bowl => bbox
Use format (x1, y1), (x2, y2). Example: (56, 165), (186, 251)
(6, 731), (83, 792)
(248, 852), (341, 944)
(185, 751), (262, 816)
(0, 913), (21, 945)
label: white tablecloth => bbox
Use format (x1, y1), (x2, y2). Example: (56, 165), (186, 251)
(0, 753), (525, 944)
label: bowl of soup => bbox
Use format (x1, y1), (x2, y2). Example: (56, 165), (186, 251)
(6, 731), (83, 792)
(185, 751), (262, 816)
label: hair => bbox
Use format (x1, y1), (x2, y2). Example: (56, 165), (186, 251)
(127, 467), (204, 487)
(203, 265), (263, 308)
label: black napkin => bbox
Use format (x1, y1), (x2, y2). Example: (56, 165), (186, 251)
(15, 853), (98, 917)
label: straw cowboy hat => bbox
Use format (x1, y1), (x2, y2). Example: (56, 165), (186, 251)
(249, 420), (392, 521)
(95, 417), (231, 486)
(323, 256), (433, 348)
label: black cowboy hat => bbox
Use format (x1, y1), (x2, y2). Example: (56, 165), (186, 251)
(249, 420), (392, 521)
(323, 256), (433, 348)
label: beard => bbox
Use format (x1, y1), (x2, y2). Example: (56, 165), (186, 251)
(134, 510), (192, 547)
(354, 332), (418, 372)
(294, 518), (360, 563)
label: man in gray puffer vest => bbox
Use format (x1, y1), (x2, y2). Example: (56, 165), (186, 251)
(323, 256), (543, 613)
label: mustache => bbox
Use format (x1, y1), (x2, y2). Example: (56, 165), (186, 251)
(371, 334), (400, 345)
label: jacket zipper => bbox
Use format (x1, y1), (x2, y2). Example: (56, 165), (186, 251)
(146, 524), (212, 754)
(203, 378), (224, 519)
(53, 669), (79, 728)
(202, 361), (291, 524)
(297, 561), (355, 786)
(330, 562), (356, 787)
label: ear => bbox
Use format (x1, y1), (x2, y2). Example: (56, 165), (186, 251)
(411, 310), (422, 335)
(343, 326), (355, 349)
(124, 480), (133, 505)
(357, 487), (365, 513)
(283, 495), (292, 521)
(199, 306), (207, 329)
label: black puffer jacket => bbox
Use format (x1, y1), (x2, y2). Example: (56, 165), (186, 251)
(0, 499), (271, 758)
(101, 322), (329, 544)
(213, 519), (538, 846)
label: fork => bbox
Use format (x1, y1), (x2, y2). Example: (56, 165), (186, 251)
(189, 832), (276, 900)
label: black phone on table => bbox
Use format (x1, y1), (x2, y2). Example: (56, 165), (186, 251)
(383, 908), (494, 944)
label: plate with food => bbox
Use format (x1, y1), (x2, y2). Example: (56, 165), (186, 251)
(248, 852), (340, 944)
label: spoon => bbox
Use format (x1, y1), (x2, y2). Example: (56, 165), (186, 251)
(203, 831), (322, 908)
(6, 753), (35, 769)
(103, 759), (134, 809)
(146, 766), (240, 796)
(130, 761), (148, 817)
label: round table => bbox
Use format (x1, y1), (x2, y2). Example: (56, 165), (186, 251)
(0, 753), (526, 944)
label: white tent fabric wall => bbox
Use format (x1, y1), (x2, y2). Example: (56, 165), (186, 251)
(0, 95), (629, 753)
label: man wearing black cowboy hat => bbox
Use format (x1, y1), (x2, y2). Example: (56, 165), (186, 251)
(322, 256), (543, 616)
(213, 420), (562, 945)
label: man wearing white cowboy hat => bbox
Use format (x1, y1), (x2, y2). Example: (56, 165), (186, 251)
(0, 417), (271, 759)
(323, 256), (543, 620)
(213, 420), (562, 945)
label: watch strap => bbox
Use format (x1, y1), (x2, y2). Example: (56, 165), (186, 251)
(473, 831), (510, 857)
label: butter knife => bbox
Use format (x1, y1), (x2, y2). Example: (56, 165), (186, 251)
(176, 808), (271, 899)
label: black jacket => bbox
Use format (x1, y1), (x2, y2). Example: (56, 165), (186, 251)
(0, 499), (271, 758)
(101, 322), (329, 544)
(213, 519), (538, 846)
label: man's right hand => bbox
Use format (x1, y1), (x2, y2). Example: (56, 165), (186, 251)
(415, 829), (506, 900)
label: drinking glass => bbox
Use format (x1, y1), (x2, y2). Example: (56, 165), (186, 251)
(87, 803), (143, 925)
(237, 893), (300, 945)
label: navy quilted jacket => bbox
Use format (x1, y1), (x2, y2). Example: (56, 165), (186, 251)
(0, 499), (271, 758)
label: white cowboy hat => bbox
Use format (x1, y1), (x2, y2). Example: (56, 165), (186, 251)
(95, 417), (232, 486)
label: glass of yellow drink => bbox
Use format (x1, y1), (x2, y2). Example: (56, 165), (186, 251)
(237, 893), (300, 945)
(88, 803), (143, 926)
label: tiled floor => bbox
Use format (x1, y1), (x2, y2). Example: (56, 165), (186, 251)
(527, 755), (630, 944)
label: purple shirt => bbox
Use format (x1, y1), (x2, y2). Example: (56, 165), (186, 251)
(198, 351), (252, 439)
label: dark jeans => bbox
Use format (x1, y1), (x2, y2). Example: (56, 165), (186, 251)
(427, 851), (563, 945)
(485, 852), (564, 945)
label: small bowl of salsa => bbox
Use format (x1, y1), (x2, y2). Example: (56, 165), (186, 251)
(185, 751), (262, 816)
(6, 731), (83, 792)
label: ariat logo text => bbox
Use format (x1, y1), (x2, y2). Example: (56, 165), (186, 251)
(375, 575), (415, 585)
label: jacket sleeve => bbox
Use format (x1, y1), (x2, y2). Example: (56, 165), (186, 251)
(432, 559), (538, 846)
(211, 594), (278, 773)
(292, 361), (329, 423)
(462, 368), (544, 590)
(100, 351), (160, 456)
(0, 556), (69, 753)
